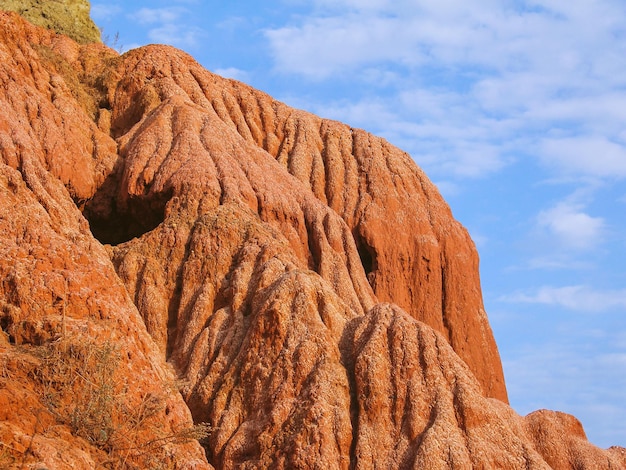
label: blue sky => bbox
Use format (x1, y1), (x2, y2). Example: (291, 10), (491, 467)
(91, 0), (626, 448)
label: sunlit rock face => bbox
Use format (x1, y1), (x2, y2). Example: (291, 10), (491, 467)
(1, 9), (625, 470)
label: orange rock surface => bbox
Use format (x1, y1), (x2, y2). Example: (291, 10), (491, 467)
(0, 12), (211, 469)
(0, 10), (624, 469)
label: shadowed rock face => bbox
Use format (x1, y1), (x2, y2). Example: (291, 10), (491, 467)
(0, 11), (625, 470)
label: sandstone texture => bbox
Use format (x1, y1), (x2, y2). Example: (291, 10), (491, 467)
(0, 10), (624, 470)
(0, 12), (210, 469)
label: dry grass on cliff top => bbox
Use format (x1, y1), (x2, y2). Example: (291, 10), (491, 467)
(33, 42), (120, 122)
(0, 0), (101, 44)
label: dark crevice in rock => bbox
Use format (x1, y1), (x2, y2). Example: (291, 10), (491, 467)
(339, 317), (361, 470)
(439, 254), (453, 344)
(353, 231), (377, 286)
(305, 221), (322, 272)
(0, 307), (16, 344)
(82, 165), (172, 246)
(165, 225), (199, 364)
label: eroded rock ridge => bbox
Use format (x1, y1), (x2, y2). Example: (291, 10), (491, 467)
(0, 10), (624, 469)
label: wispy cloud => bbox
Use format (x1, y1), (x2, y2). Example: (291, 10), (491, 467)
(312, 93), (513, 179)
(433, 180), (461, 199)
(214, 67), (250, 82)
(146, 24), (205, 48)
(503, 335), (626, 447)
(91, 4), (123, 21)
(539, 137), (626, 179)
(501, 285), (626, 312)
(524, 257), (592, 271)
(133, 7), (186, 25)
(265, 15), (424, 80)
(536, 201), (606, 251)
(265, 0), (626, 183)
(268, 0), (626, 81)
(129, 7), (207, 48)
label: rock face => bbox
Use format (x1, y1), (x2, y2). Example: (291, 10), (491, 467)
(87, 41), (507, 404)
(0, 10), (624, 470)
(0, 12), (210, 469)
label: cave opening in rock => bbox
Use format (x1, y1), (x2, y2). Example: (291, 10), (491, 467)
(82, 171), (172, 246)
(0, 314), (14, 344)
(85, 193), (170, 246)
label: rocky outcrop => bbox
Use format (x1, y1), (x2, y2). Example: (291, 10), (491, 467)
(202, 78), (508, 402)
(1, 10), (624, 470)
(86, 42), (506, 403)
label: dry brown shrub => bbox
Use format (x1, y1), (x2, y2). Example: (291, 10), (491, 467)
(24, 338), (211, 469)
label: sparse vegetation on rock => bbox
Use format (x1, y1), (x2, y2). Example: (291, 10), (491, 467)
(0, 0), (101, 44)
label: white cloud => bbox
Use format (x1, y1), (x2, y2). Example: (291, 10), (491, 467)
(501, 285), (626, 312)
(524, 257), (591, 271)
(360, 68), (401, 87)
(438, 142), (507, 178)
(214, 67), (250, 82)
(127, 7), (207, 49)
(536, 201), (606, 250)
(91, 4), (123, 21)
(615, 332), (626, 349)
(147, 24), (205, 48)
(316, 97), (397, 128)
(526, 95), (626, 129)
(264, 0), (626, 184)
(266, 1), (626, 79)
(133, 7), (186, 25)
(310, 0), (392, 12)
(540, 137), (626, 179)
(312, 92), (513, 179)
(502, 336), (626, 447)
(433, 180), (460, 198)
(522, 194), (607, 268)
(264, 16), (424, 80)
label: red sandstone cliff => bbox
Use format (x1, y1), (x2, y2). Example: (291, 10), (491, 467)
(0, 10), (624, 469)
